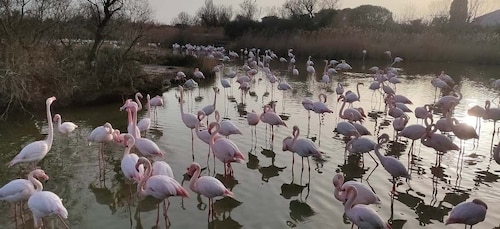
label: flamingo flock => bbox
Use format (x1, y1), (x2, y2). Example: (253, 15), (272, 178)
(3, 45), (500, 229)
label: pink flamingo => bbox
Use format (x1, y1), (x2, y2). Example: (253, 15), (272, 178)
(149, 95), (164, 122)
(445, 199), (487, 228)
(247, 109), (260, 143)
(338, 94), (365, 122)
(467, 104), (485, 130)
(136, 157), (188, 226)
(484, 100), (500, 134)
(312, 93), (333, 114)
(120, 134), (144, 185)
(393, 114), (409, 138)
(27, 182), (69, 229)
(421, 124), (459, 162)
(282, 125), (321, 173)
(185, 162), (233, 219)
(215, 110), (242, 138)
(201, 87), (220, 125)
(179, 86), (198, 148)
(53, 114), (78, 136)
(414, 104), (432, 124)
(344, 82), (364, 105)
(374, 134), (410, 193)
(129, 105), (164, 158)
(301, 98), (314, 119)
(345, 130), (378, 166)
(152, 160), (174, 177)
(88, 122), (114, 168)
(343, 186), (391, 229)
(208, 122), (245, 177)
(332, 173), (380, 205)
(398, 114), (430, 157)
(0, 169), (49, 221)
(137, 94), (151, 134)
(260, 104), (287, 141)
(9, 96), (56, 168)
(447, 102), (479, 151)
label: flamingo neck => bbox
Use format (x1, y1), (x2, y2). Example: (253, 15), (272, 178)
(137, 160), (152, 197)
(189, 166), (201, 194)
(146, 96), (151, 119)
(135, 94), (142, 110)
(180, 88), (186, 115)
(46, 100), (54, 150)
(29, 173), (43, 192)
(339, 98), (346, 119)
(132, 107), (140, 139)
(56, 117), (62, 131)
(344, 187), (357, 212)
(356, 83), (361, 100)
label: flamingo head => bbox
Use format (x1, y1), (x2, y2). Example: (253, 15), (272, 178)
(46, 96), (56, 105)
(332, 173), (344, 188)
(282, 136), (293, 151)
(184, 162), (201, 178)
(135, 157), (149, 172)
(33, 169), (50, 181)
(123, 134), (135, 148)
(53, 114), (61, 122)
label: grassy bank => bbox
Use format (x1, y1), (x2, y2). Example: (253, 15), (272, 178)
(0, 43), (216, 120)
(228, 27), (500, 65)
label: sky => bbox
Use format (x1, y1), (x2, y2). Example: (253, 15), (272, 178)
(148, 0), (500, 25)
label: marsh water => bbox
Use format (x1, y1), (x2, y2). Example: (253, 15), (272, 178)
(1, 60), (500, 229)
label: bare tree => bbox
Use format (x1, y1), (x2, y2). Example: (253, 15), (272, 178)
(428, 0), (451, 19)
(318, 0), (340, 9)
(171, 11), (197, 25)
(468, 0), (484, 22)
(238, 0), (260, 20)
(82, 0), (124, 67)
(197, 0), (232, 27)
(283, 0), (326, 18)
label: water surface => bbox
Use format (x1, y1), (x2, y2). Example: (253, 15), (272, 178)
(1, 60), (500, 229)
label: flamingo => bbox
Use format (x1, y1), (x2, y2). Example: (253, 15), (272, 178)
(312, 93), (333, 114)
(137, 94), (151, 133)
(134, 92), (143, 111)
(201, 87), (220, 125)
(152, 160), (174, 177)
(9, 96), (56, 168)
(338, 95), (365, 123)
(445, 199), (487, 228)
(178, 86), (198, 146)
(345, 130), (377, 165)
(282, 125), (322, 172)
(208, 122), (245, 176)
(335, 83), (344, 98)
(421, 124), (459, 158)
(28, 183), (69, 229)
(335, 121), (359, 137)
(87, 122), (114, 168)
(185, 162), (234, 219)
(332, 173), (380, 205)
(215, 110), (242, 138)
(247, 110), (260, 139)
(0, 169), (49, 221)
(136, 157), (188, 225)
(292, 65), (299, 76)
(467, 105), (485, 130)
(484, 100), (500, 134)
(344, 82), (364, 105)
(447, 102), (479, 148)
(128, 104), (164, 158)
(393, 114), (409, 138)
(398, 114), (431, 156)
(343, 186), (391, 229)
(301, 98), (314, 119)
(414, 104), (432, 123)
(120, 133), (144, 183)
(260, 104), (287, 139)
(149, 95), (164, 121)
(374, 133), (410, 193)
(52, 114), (78, 136)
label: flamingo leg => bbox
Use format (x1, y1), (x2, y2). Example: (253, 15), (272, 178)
(163, 199), (171, 228)
(155, 202), (160, 226)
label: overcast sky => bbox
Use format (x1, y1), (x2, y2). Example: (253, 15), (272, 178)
(148, 0), (500, 24)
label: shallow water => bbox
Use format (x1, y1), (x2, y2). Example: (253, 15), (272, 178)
(1, 60), (500, 229)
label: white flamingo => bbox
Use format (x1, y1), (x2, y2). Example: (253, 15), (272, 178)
(9, 97), (56, 168)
